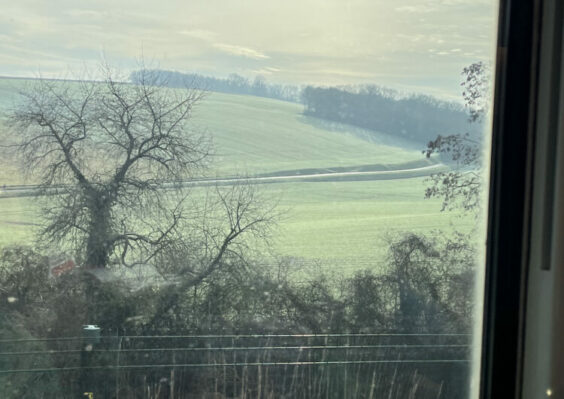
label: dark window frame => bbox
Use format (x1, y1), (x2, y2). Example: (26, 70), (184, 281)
(480, 0), (544, 397)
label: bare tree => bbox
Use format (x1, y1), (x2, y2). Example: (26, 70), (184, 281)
(424, 61), (491, 212)
(382, 233), (475, 333)
(424, 132), (482, 211)
(153, 182), (279, 286)
(5, 67), (274, 272)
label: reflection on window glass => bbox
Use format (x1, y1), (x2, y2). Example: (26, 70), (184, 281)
(0, 1), (497, 397)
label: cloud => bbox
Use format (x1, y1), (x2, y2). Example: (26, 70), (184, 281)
(317, 69), (376, 79)
(395, 5), (435, 13)
(213, 43), (270, 60)
(0, 0), (497, 98)
(178, 29), (217, 41)
(250, 66), (281, 75)
(64, 9), (106, 18)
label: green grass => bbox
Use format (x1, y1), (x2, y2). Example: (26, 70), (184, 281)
(0, 78), (425, 184)
(193, 92), (424, 176)
(0, 78), (469, 274)
(0, 196), (39, 246)
(0, 177), (472, 273)
(269, 178), (472, 269)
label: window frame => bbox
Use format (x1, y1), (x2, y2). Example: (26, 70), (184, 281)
(479, 0), (545, 397)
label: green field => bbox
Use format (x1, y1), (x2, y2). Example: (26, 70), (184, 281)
(271, 179), (471, 264)
(0, 78), (469, 272)
(0, 178), (471, 272)
(0, 78), (427, 184)
(192, 92), (426, 176)
(0, 197), (39, 246)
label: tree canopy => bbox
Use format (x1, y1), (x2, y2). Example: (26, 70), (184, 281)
(301, 85), (471, 144)
(6, 68), (274, 273)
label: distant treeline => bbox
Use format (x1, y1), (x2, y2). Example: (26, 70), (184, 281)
(302, 85), (472, 143)
(130, 70), (473, 143)
(130, 69), (301, 102)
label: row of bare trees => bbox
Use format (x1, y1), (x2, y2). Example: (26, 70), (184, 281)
(0, 228), (475, 398)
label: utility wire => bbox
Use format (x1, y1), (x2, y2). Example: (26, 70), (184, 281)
(0, 332), (471, 343)
(0, 344), (471, 357)
(117, 333), (471, 339)
(0, 359), (471, 375)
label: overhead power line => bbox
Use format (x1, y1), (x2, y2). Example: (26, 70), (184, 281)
(0, 359), (471, 375)
(0, 344), (471, 357)
(0, 332), (471, 343)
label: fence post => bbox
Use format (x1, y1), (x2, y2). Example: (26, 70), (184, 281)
(170, 351), (175, 399)
(79, 325), (101, 397)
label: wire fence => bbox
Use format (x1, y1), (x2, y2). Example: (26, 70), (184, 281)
(1, 332), (473, 398)
(0, 344), (471, 357)
(0, 332), (472, 371)
(0, 332), (471, 344)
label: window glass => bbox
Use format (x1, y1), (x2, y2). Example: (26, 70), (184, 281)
(0, 1), (498, 397)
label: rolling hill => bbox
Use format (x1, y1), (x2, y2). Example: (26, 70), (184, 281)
(0, 77), (466, 272)
(0, 78), (433, 184)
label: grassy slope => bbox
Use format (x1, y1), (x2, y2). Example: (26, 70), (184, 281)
(0, 78), (426, 184)
(0, 197), (39, 246)
(194, 92), (425, 176)
(270, 178), (471, 269)
(0, 78), (466, 273)
(0, 178), (471, 272)
(0, 79), (24, 185)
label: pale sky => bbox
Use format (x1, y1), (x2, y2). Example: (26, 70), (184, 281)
(0, 0), (498, 100)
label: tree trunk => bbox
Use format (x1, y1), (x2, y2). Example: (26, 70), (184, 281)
(85, 191), (113, 268)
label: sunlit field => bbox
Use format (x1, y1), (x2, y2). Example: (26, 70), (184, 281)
(0, 78), (429, 183)
(271, 178), (471, 266)
(0, 177), (470, 273)
(0, 78), (462, 274)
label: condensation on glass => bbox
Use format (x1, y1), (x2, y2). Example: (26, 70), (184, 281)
(0, 1), (498, 398)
